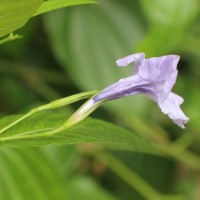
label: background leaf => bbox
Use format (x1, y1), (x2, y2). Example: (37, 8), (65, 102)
(0, 0), (43, 37)
(0, 144), (121, 200)
(137, 0), (199, 56)
(0, 147), (67, 200)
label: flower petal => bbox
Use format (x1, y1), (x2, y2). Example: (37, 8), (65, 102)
(116, 53), (145, 67)
(138, 55), (179, 82)
(158, 92), (189, 128)
(137, 55), (179, 102)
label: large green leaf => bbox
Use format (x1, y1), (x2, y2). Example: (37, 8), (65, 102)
(0, 147), (67, 200)
(34, 0), (97, 16)
(0, 111), (154, 153)
(44, 0), (150, 118)
(0, 0), (43, 37)
(0, 0), (96, 39)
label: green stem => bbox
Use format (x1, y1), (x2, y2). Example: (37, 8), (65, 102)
(0, 124), (68, 142)
(156, 144), (200, 171)
(0, 91), (97, 135)
(0, 112), (33, 135)
(94, 152), (184, 200)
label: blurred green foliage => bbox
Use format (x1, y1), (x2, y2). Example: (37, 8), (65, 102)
(1, 0), (200, 200)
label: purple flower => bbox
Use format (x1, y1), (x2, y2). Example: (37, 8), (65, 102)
(93, 53), (189, 128)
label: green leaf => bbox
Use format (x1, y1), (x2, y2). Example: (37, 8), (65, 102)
(0, 112), (154, 154)
(0, 0), (43, 37)
(137, 0), (199, 56)
(0, 147), (67, 200)
(141, 0), (198, 26)
(34, 0), (97, 16)
(44, 0), (150, 118)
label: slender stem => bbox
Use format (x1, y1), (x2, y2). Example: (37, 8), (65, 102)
(0, 112), (33, 135)
(94, 152), (184, 200)
(0, 91), (97, 135)
(156, 144), (200, 171)
(0, 124), (68, 142)
(97, 153), (160, 200)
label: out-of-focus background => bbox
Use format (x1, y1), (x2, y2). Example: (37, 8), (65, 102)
(1, 0), (200, 199)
